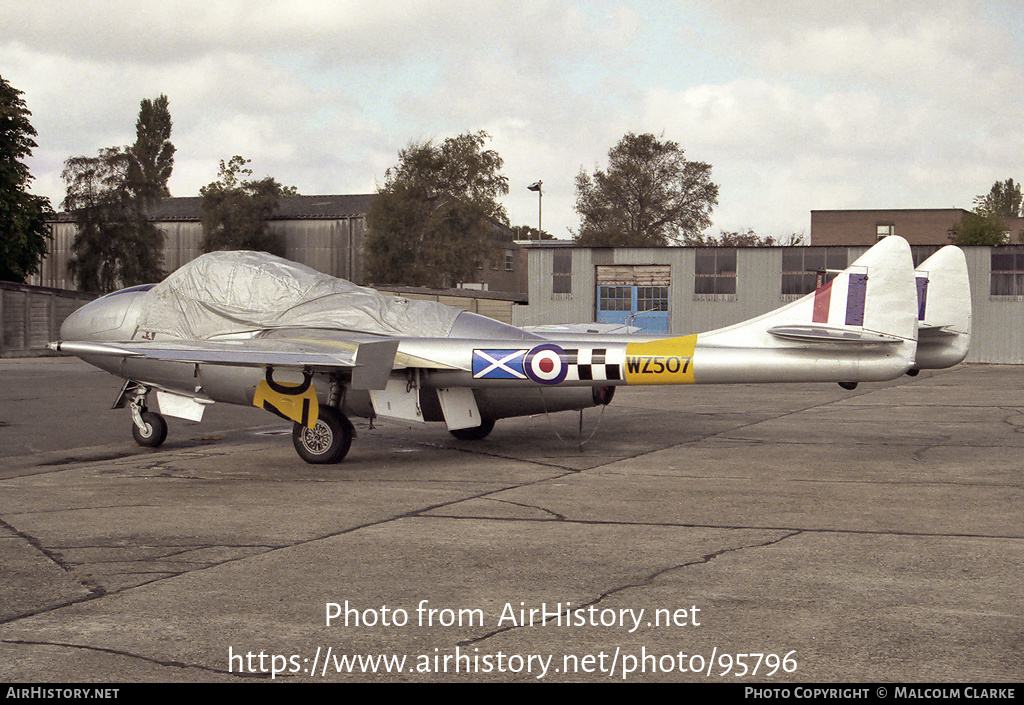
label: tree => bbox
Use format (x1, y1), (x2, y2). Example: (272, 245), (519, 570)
(199, 156), (296, 255)
(127, 95), (175, 207)
(365, 131), (508, 287)
(948, 211), (1009, 246)
(684, 229), (783, 246)
(64, 95), (174, 292)
(974, 178), (1022, 219)
(64, 148), (153, 292)
(0, 76), (55, 282)
(511, 225), (555, 241)
(574, 133), (718, 247)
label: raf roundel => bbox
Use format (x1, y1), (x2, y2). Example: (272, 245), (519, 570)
(524, 343), (569, 384)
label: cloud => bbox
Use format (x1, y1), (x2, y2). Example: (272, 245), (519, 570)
(3, 0), (1023, 240)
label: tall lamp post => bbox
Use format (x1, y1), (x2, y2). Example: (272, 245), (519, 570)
(527, 180), (542, 240)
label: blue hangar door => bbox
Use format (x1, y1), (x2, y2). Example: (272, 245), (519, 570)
(595, 265), (670, 334)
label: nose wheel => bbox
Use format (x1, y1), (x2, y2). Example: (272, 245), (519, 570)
(130, 396), (168, 447)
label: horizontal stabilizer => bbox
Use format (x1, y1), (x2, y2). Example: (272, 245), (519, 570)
(918, 323), (957, 337)
(768, 325), (903, 345)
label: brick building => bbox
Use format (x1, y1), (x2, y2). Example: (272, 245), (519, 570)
(811, 208), (1024, 246)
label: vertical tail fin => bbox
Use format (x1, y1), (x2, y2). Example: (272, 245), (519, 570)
(693, 236), (918, 383)
(913, 245), (971, 369)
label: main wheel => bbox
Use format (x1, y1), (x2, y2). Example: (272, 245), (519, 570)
(292, 405), (353, 464)
(449, 418), (495, 441)
(132, 411), (168, 447)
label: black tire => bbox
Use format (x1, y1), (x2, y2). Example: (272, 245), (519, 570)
(292, 405), (353, 464)
(132, 411), (168, 447)
(449, 418), (495, 441)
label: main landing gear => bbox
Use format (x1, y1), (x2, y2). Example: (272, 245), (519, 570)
(292, 404), (354, 464)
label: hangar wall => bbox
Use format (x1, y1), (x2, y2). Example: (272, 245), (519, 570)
(37, 216), (368, 292)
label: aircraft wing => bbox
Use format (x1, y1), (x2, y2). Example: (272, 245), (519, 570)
(259, 331), (463, 372)
(49, 336), (402, 390)
(51, 339), (355, 366)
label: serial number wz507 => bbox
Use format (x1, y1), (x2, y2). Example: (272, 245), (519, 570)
(625, 355), (691, 375)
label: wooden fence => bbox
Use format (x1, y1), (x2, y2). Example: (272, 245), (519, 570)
(0, 282), (96, 357)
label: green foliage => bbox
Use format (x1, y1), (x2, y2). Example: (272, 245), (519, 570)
(574, 133), (718, 247)
(365, 131), (508, 287)
(974, 178), (1022, 219)
(199, 156), (296, 255)
(64, 95), (174, 292)
(684, 229), (789, 246)
(64, 149), (163, 292)
(948, 211), (1009, 246)
(0, 75), (55, 282)
(510, 225), (555, 241)
(127, 95), (175, 207)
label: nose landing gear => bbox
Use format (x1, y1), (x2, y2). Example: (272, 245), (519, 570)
(129, 394), (167, 447)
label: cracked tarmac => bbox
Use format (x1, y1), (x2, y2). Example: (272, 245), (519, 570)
(0, 357), (1021, 682)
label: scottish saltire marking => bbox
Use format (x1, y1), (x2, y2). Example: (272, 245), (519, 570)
(845, 273), (867, 326)
(624, 334), (698, 385)
(473, 349), (528, 379)
(916, 275), (929, 321)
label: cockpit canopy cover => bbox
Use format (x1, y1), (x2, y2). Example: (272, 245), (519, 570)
(136, 251), (461, 339)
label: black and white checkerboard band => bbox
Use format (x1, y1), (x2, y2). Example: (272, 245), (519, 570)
(564, 348), (624, 382)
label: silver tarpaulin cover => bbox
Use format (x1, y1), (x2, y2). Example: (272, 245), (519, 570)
(137, 251), (461, 339)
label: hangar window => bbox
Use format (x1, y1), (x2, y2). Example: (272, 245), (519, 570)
(637, 286), (669, 312)
(694, 248), (737, 297)
(782, 247), (848, 297)
(990, 247), (1024, 297)
(598, 285), (632, 311)
(552, 249), (572, 296)
(877, 224), (894, 239)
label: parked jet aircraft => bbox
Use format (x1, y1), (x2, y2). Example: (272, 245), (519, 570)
(50, 236), (970, 464)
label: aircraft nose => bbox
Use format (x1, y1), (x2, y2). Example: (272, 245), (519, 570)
(59, 305), (91, 341)
(57, 288), (149, 342)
